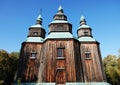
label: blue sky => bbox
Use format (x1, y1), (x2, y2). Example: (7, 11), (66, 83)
(0, 0), (120, 58)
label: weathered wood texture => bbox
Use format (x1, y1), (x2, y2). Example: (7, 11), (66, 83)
(73, 40), (84, 82)
(77, 28), (92, 38)
(37, 39), (83, 83)
(17, 42), (43, 82)
(49, 23), (72, 33)
(28, 28), (46, 38)
(17, 39), (106, 83)
(80, 42), (106, 82)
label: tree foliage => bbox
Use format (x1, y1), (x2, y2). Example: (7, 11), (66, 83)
(103, 50), (120, 85)
(0, 49), (19, 85)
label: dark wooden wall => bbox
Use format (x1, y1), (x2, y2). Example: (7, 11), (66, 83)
(37, 39), (83, 83)
(17, 39), (106, 83)
(80, 42), (106, 82)
(17, 42), (43, 82)
(73, 40), (84, 82)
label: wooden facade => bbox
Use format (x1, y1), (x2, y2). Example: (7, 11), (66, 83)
(16, 6), (106, 84)
(80, 42), (106, 82)
(17, 42), (43, 82)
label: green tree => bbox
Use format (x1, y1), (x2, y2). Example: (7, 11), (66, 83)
(0, 49), (19, 85)
(103, 54), (120, 85)
(0, 49), (9, 84)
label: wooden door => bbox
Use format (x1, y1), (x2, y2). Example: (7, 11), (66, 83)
(56, 69), (66, 84)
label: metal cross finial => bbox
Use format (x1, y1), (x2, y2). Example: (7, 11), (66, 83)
(40, 9), (42, 15)
(58, 0), (62, 6)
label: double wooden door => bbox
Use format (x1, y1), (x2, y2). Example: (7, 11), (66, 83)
(56, 69), (66, 84)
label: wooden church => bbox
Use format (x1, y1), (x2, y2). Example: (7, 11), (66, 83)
(16, 6), (110, 85)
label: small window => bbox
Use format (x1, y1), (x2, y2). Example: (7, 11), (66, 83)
(33, 32), (38, 36)
(58, 15), (62, 19)
(58, 48), (63, 57)
(84, 52), (91, 59)
(84, 31), (88, 36)
(30, 52), (37, 59)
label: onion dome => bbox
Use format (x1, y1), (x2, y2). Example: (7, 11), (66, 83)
(79, 16), (90, 28)
(48, 5), (72, 33)
(31, 14), (43, 28)
(26, 14), (46, 42)
(77, 15), (93, 40)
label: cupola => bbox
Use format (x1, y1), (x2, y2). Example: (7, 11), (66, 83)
(77, 16), (92, 38)
(26, 14), (46, 42)
(48, 6), (72, 33)
(27, 14), (46, 38)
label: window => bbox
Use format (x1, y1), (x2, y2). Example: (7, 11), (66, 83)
(30, 52), (37, 59)
(32, 53), (35, 57)
(33, 32), (38, 36)
(84, 31), (88, 36)
(84, 52), (91, 59)
(59, 15), (62, 19)
(58, 48), (63, 57)
(56, 25), (64, 31)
